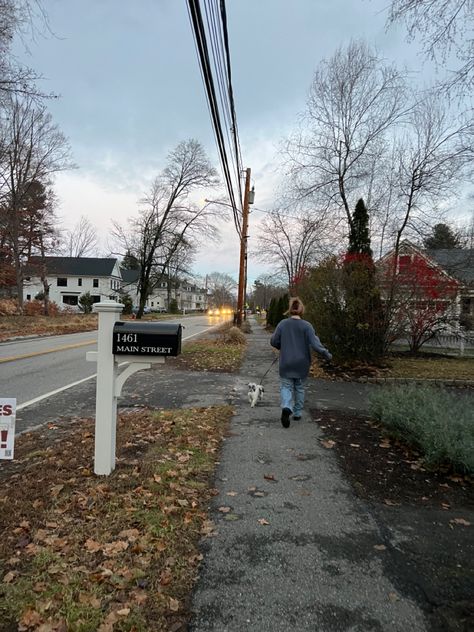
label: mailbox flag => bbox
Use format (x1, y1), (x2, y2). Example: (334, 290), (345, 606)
(0, 398), (16, 460)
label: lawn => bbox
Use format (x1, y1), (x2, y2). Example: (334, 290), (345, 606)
(0, 314), (98, 342)
(0, 406), (233, 631)
(310, 353), (474, 381)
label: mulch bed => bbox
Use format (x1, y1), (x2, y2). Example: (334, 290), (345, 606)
(311, 409), (474, 632)
(312, 410), (473, 509)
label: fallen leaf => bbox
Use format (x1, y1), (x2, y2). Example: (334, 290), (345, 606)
(257, 518), (270, 526)
(264, 473), (277, 481)
(321, 440), (336, 449)
(117, 608), (130, 616)
(388, 592), (400, 602)
(169, 597), (180, 612)
(450, 518), (471, 527)
(226, 491), (238, 496)
(84, 539), (101, 553)
(19, 608), (42, 628)
(373, 544), (386, 551)
(118, 528), (140, 542)
(384, 499), (400, 507)
(218, 506), (231, 513)
(349, 443), (360, 448)
(3, 571), (17, 583)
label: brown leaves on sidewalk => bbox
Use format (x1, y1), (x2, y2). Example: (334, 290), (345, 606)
(0, 405), (233, 631)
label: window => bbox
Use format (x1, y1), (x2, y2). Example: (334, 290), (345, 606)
(462, 298), (471, 314)
(92, 295), (100, 303)
(62, 295), (78, 306)
(93, 278), (99, 288)
(161, 282), (167, 288)
(26, 294), (31, 301)
(151, 301), (154, 307)
(78, 278), (82, 287)
(398, 255), (410, 273)
(57, 278), (67, 287)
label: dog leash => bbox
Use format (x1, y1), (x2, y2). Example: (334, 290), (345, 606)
(259, 356), (278, 386)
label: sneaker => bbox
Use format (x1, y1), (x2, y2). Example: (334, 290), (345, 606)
(293, 415), (301, 421)
(281, 407), (291, 428)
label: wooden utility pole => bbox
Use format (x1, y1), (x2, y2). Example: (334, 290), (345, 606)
(236, 167), (251, 326)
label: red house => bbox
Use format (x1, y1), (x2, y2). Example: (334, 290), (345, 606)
(377, 241), (473, 351)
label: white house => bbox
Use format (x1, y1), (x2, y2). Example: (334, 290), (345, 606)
(24, 257), (122, 309)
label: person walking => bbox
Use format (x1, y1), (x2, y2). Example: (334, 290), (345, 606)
(270, 297), (332, 428)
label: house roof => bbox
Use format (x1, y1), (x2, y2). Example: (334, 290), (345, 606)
(26, 257), (119, 277)
(120, 268), (140, 283)
(426, 249), (474, 285)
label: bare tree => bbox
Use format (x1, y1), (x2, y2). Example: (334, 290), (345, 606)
(206, 271), (237, 307)
(285, 40), (408, 233)
(0, 0), (50, 102)
(387, 0), (474, 93)
(61, 215), (99, 257)
(111, 139), (220, 318)
(255, 208), (332, 291)
(388, 95), (473, 272)
(0, 96), (72, 309)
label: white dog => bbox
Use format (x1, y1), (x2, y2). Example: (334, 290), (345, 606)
(247, 382), (264, 407)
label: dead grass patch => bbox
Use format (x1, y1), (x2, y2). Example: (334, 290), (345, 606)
(310, 354), (474, 382)
(0, 314), (98, 342)
(0, 405), (233, 631)
(170, 337), (246, 373)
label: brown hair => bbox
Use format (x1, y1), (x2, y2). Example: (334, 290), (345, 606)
(287, 296), (304, 316)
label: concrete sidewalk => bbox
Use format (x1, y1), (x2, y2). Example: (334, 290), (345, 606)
(189, 319), (428, 632)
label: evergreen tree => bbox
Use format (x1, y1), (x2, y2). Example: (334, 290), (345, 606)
(267, 298), (276, 327)
(79, 292), (94, 314)
(348, 198), (372, 257)
(122, 250), (140, 270)
(424, 223), (463, 249)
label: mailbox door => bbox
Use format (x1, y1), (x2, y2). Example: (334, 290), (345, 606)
(113, 322), (181, 356)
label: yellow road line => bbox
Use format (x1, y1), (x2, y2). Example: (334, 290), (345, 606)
(0, 339), (96, 364)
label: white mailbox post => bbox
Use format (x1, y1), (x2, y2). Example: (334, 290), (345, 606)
(87, 300), (181, 476)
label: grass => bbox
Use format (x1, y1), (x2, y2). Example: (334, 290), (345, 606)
(0, 406), (233, 631)
(171, 333), (246, 373)
(310, 353), (474, 381)
(0, 313), (98, 341)
(387, 355), (474, 380)
(369, 384), (474, 474)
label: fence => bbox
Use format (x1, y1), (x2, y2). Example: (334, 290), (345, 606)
(392, 333), (474, 356)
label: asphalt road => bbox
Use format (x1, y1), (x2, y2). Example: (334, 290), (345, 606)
(0, 314), (229, 409)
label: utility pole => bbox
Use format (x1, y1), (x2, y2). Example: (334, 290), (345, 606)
(237, 168), (252, 326)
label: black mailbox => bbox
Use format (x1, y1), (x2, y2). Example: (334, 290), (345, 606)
(112, 321), (182, 356)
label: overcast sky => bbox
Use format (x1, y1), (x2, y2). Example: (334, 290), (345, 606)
(13, 0), (462, 284)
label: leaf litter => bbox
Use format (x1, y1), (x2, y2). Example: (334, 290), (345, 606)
(0, 405), (233, 631)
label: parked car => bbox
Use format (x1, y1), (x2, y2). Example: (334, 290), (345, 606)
(132, 305), (151, 315)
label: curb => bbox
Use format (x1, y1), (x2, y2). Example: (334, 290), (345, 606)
(352, 377), (474, 387)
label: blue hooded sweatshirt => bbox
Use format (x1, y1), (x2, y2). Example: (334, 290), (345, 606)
(270, 317), (332, 379)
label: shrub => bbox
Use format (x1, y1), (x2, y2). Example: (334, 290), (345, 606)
(120, 293), (133, 315)
(24, 300), (60, 316)
(221, 326), (246, 346)
(79, 292), (94, 314)
(0, 299), (18, 315)
(300, 257), (385, 363)
(169, 298), (179, 314)
(240, 320), (252, 334)
(369, 384), (474, 474)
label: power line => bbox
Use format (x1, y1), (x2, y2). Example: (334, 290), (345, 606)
(186, 0), (244, 237)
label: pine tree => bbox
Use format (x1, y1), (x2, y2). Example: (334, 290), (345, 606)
(424, 223), (463, 249)
(348, 198), (372, 257)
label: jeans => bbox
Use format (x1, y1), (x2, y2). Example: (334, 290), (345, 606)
(280, 377), (307, 416)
